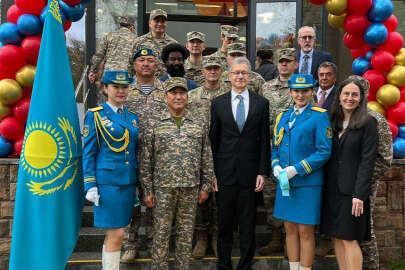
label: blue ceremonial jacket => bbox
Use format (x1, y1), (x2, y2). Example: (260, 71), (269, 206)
(271, 103), (332, 187)
(82, 103), (139, 191)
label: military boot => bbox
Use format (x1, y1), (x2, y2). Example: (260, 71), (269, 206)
(120, 248), (137, 263)
(192, 232), (208, 259)
(211, 232), (218, 257)
(258, 228), (283, 255)
(315, 238), (333, 257)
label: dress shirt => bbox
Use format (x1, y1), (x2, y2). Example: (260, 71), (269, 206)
(299, 49), (313, 74)
(231, 89), (249, 121)
(316, 85), (334, 104)
(106, 102), (124, 113)
(293, 103), (309, 114)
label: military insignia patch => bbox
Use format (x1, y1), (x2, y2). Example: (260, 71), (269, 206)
(327, 127), (332, 139)
(116, 73), (125, 80)
(132, 119), (137, 127)
(83, 125), (89, 137)
(101, 117), (113, 127)
(296, 76), (306, 83)
(141, 49), (148, 55)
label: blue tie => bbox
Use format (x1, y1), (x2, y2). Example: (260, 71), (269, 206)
(236, 95), (245, 132)
(289, 110), (299, 128)
(301, 54), (310, 74)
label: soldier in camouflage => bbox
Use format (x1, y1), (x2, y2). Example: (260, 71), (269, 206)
(258, 48), (298, 255)
(88, 16), (137, 83)
(133, 9), (177, 78)
(141, 77), (214, 270)
(209, 25), (239, 69)
(219, 43), (265, 96)
(188, 56), (224, 258)
(185, 31), (206, 86)
(121, 48), (167, 263)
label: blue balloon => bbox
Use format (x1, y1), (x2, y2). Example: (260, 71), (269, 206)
(0, 136), (13, 157)
(398, 125), (405, 139)
(352, 57), (371, 75)
(0, 23), (24, 46)
(365, 51), (374, 60)
(59, 1), (85, 22)
(17, 14), (42, 36)
(40, 6), (67, 24)
(367, 0), (394, 23)
(81, 0), (91, 4)
(393, 137), (405, 158)
(0, 42), (3, 48)
(364, 23), (388, 47)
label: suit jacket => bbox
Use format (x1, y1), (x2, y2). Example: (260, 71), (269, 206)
(209, 90), (270, 186)
(324, 116), (378, 201)
(296, 49), (333, 80)
(320, 85), (337, 112)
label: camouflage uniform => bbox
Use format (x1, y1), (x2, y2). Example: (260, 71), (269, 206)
(141, 78), (214, 270)
(185, 31), (206, 86)
(208, 25), (239, 69)
(89, 17), (137, 75)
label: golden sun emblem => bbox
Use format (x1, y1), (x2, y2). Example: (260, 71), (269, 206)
(20, 118), (80, 196)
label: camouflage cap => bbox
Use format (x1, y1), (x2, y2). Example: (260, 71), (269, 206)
(150, 9), (167, 20)
(348, 75), (370, 91)
(164, 77), (188, 93)
(221, 25), (239, 38)
(227, 43), (246, 55)
(119, 16), (135, 25)
(202, 56), (222, 68)
(277, 48), (296, 62)
(187, 31), (206, 42)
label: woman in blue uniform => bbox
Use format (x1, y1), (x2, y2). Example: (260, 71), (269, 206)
(82, 70), (139, 270)
(271, 74), (332, 270)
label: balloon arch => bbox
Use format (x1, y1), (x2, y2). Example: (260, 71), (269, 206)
(0, 0), (404, 157)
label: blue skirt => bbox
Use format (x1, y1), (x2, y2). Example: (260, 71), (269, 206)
(273, 184), (322, 225)
(94, 184), (137, 229)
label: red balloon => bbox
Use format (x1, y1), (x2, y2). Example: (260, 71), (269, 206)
(363, 70), (386, 94)
(309, 0), (327, 4)
(13, 97), (30, 123)
(15, 0), (46, 16)
(378, 32), (404, 55)
(400, 86), (405, 102)
(371, 50), (395, 73)
(383, 15), (398, 32)
(21, 36), (41, 65)
(0, 45), (26, 72)
(22, 87), (32, 98)
(7, 5), (24, 24)
(344, 14), (370, 35)
(63, 20), (72, 32)
(0, 64), (16, 80)
(0, 116), (25, 140)
(344, 32), (365, 49)
(348, 0), (372, 15)
(387, 102), (405, 124)
(63, 0), (81, 5)
(388, 120), (398, 139)
(350, 43), (371, 59)
(367, 92), (377, 102)
(13, 136), (24, 156)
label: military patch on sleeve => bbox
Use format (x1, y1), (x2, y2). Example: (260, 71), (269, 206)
(132, 119), (138, 128)
(326, 127), (332, 139)
(83, 125), (89, 137)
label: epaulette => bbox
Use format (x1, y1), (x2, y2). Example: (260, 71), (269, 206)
(88, 106), (103, 112)
(311, 107), (327, 113)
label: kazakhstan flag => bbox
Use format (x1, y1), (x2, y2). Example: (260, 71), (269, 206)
(9, 0), (84, 269)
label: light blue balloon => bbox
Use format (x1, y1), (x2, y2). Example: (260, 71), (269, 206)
(393, 137), (405, 158)
(0, 136), (13, 157)
(0, 22), (24, 46)
(17, 14), (42, 36)
(367, 0), (394, 23)
(352, 57), (371, 75)
(398, 125), (405, 139)
(0, 42), (3, 48)
(364, 23), (388, 47)
(59, 1), (85, 22)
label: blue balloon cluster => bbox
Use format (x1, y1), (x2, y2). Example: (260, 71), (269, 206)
(0, 136), (13, 157)
(367, 0), (394, 23)
(364, 23), (388, 47)
(0, 22), (24, 45)
(17, 14), (42, 36)
(352, 57), (371, 75)
(59, 1), (85, 22)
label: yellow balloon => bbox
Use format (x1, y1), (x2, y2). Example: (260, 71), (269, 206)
(395, 48), (405, 66)
(387, 65), (405, 87)
(0, 102), (11, 120)
(367, 101), (386, 116)
(0, 79), (23, 105)
(15, 64), (36, 87)
(328, 13), (347, 29)
(326, 0), (347, 15)
(376, 84), (400, 106)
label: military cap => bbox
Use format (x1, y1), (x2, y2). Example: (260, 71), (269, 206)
(133, 47), (156, 62)
(277, 48), (296, 62)
(102, 70), (134, 85)
(348, 75), (370, 91)
(288, 74), (317, 89)
(227, 43), (246, 55)
(119, 16), (135, 25)
(221, 25), (239, 38)
(150, 9), (167, 20)
(164, 77), (188, 93)
(187, 31), (206, 42)
(202, 56), (222, 68)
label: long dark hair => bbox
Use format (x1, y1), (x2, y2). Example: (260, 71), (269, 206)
(330, 77), (368, 132)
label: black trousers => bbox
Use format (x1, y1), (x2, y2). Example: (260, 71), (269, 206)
(216, 185), (256, 270)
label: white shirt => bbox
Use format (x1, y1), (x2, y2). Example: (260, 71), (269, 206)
(231, 89), (249, 121)
(106, 102), (124, 113)
(293, 103), (309, 114)
(299, 49), (313, 74)
(316, 85), (334, 104)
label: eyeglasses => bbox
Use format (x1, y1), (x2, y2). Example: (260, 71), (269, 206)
(230, 71), (250, 76)
(299, 35), (314, 41)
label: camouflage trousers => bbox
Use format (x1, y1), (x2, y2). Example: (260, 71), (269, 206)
(123, 186), (154, 251)
(151, 186), (199, 270)
(194, 193), (217, 236)
(263, 176), (283, 229)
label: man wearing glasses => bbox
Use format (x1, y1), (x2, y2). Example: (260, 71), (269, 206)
(296, 26), (333, 80)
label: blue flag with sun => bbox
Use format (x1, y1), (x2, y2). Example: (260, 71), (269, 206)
(9, 0), (84, 269)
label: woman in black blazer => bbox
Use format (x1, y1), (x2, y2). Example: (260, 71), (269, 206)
(321, 77), (378, 270)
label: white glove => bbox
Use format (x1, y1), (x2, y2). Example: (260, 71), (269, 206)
(86, 187), (100, 206)
(273, 165), (283, 179)
(285, 166), (298, 180)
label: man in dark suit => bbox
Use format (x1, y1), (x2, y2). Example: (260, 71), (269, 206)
(210, 57), (270, 270)
(296, 26), (333, 80)
(316, 61), (338, 111)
